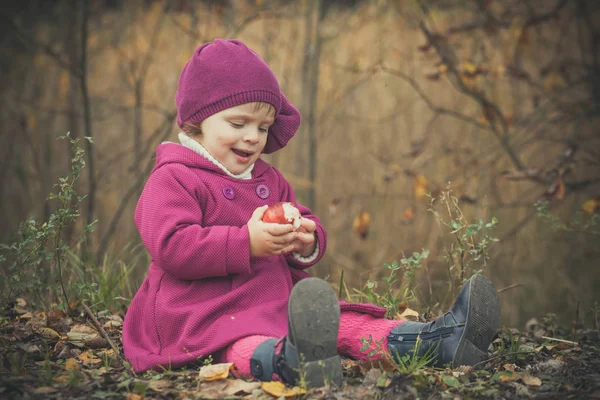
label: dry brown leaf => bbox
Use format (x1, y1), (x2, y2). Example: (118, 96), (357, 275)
(47, 309), (66, 324)
(198, 362), (234, 381)
(396, 306), (419, 321)
(358, 358), (396, 372)
(33, 386), (58, 395)
(352, 211), (371, 239)
(38, 327), (62, 341)
(65, 358), (80, 371)
(18, 312), (33, 320)
(126, 394), (144, 400)
(84, 336), (109, 349)
(522, 373), (542, 387)
(499, 371), (521, 382)
(582, 197), (600, 214)
(147, 379), (173, 392)
(261, 381), (306, 398)
(223, 379), (261, 396)
(67, 324), (100, 344)
(402, 207), (415, 223)
(414, 175), (428, 201)
(78, 350), (102, 366)
(54, 374), (70, 384)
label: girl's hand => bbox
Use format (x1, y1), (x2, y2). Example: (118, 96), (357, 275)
(290, 218), (317, 257)
(248, 205), (298, 257)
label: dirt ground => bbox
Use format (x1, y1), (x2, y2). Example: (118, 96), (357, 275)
(1, 301), (599, 399)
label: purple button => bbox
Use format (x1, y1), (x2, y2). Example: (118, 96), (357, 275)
(222, 186), (235, 200)
(256, 184), (270, 199)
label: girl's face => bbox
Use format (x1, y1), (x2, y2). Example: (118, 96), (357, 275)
(197, 103), (275, 174)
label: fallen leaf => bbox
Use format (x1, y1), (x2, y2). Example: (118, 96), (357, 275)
(54, 374), (70, 384)
(493, 371), (520, 382)
(402, 207), (415, 223)
(18, 312), (33, 320)
(147, 379), (172, 392)
(582, 197), (600, 214)
(522, 373), (542, 387)
(198, 363), (233, 381)
(84, 336), (109, 349)
(125, 394), (144, 400)
(38, 327), (62, 341)
(414, 175), (428, 201)
(103, 315), (124, 329)
(67, 324), (100, 344)
(441, 374), (460, 388)
(223, 379), (261, 396)
(453, 365), (473, 377)
(78, 350), (102, 366)
(395, 306), (419, 321)
(65, 358), (80, 371)
(47, 309), (66, 324)
(262, 381), (306, 398)
(33, 386), (58, 395)
(352, 211), (371, 239)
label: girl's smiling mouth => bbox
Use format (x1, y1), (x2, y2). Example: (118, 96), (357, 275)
(232, 148), (253, 159)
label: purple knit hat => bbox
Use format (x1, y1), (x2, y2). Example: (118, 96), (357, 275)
(176, 39), (300, 154)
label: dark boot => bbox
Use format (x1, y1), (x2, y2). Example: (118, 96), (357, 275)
(387, 274), (500, 368)
(250, 278), (343, 387)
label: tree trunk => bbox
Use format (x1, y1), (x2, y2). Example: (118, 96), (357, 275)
(302, 0), (323, 211)
(79, 0), (95, 252)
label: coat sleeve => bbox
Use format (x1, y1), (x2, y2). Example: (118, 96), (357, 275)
(134, 164), (251, 280)
(272, 168), (327, 269)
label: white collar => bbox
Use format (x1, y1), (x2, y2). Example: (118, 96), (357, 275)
(177, 132), (254, 180)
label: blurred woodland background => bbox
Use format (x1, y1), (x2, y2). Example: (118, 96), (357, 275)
(0, 0), (599, 329)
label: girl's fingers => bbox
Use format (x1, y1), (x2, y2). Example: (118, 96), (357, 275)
(251, 205), (269, 221)
(300, 218), (316, 232)
(264, 223), (295, 236)
(296, 232), (315, 244)
(270, 232), (297, 244)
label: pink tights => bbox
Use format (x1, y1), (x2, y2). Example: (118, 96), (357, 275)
(217, 311), (402, 378)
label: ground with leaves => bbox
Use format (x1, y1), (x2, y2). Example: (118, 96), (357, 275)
(1, 300), (599, 400)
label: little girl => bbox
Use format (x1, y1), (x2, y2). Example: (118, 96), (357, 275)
(122, 39), (501, 387)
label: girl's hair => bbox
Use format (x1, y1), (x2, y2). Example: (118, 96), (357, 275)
(182, 102), (276, 137)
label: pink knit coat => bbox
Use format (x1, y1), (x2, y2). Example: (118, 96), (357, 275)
(122, 143), (386, 372)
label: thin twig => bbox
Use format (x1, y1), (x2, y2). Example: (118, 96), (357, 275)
(497, 283), (523, 293)
(472, 350), (534, 368)
(541, 336), (579, 346)
(81, 302), (135, 376)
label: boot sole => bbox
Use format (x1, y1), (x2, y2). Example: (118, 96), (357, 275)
(452, 274), (501, 367)
(288, 278), (343, 387)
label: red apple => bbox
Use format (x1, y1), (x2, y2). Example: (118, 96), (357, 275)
(262, 202), (302, 229)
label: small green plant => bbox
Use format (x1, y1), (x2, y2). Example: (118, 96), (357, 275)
(360, 334), (386, 358)
(390, 337), (437, 374)
(360, 335), (437, 374)
(535, 200), (600, 237)
(0, 133), (96, 312)
(355, 251), (429, 319)
(427, 186), (499, 311)
(202, 354), (214, 366)
(67, 243), (146, 312)
(542, 312), (558, 337)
